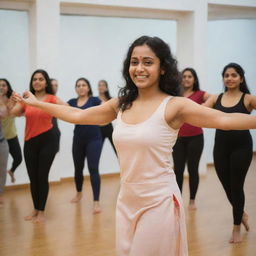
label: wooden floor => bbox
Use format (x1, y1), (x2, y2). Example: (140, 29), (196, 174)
(1, 161), (256, 256)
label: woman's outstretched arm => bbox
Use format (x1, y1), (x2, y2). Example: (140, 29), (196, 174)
(13, 91), (118, 125)
(168, 97), (256, 130)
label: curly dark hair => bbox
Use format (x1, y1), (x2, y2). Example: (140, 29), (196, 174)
(222, 63), (250, 94)
(118, 36), (181, 111)
(29, 69), (54, 95)
(181, 67), (200, 91)
(0, 78), (13, 98)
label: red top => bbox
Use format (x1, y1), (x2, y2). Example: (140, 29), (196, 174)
(178, 90), (205, 137)
(22, 94), (57, 141)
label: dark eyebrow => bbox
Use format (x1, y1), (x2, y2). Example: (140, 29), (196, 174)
(130, 56), (154, 61)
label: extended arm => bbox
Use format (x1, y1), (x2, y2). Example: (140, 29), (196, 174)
(169, 97), (256, 130)
(13, 91), (118, 125)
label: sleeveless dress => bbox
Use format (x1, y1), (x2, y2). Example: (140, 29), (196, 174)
(113, 96), (188, 256)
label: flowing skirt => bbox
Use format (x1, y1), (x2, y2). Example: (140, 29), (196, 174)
(116, 173), (188, 256)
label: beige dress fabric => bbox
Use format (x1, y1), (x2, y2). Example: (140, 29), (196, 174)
(113, 96), (188, 256)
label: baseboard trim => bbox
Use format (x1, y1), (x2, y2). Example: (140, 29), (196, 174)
(5, 172), (120, 191)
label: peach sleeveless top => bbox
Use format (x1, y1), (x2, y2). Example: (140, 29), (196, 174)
(113, 96), (188, 256)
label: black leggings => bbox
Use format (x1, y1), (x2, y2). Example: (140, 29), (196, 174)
(24, 129), (57, 211)
(7, 136), (22, 173)
(72, 136), (102, 201)
(100, 123), (117, 155)
(213, 132), (252, 225)
(172, 134), (204, 200)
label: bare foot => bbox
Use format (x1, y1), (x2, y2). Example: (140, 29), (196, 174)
(70, 192), (82, 203)
(242, 212), (249, 231)
(8, 170), (16, 183)
(93, 201), (101, 214)
(33, 211), (45, 223)
(188, 200), (197, 210)
(229, 225), (242, 243)
(24, 210), (38, 221)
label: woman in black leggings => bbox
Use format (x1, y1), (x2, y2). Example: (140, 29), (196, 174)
(10, 70), (66, 223)
(172, 68), (210, 209)
(68, 78), (102, 214)
(204, 63), (256, 243)
(0, 79), (22, 183)
(98, 80), (117, 155)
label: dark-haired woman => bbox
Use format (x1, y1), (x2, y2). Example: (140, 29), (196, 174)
(10, 70), (66, 223)
(172, 68), (210, 210)
(98, 80), (117, 155)
(14, 37), (256, 254)
(68, 78), (102, 214)
(204, 63), (256, 243)
(0, 79), (22, 183)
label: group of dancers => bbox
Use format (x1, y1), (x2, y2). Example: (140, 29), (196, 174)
(1, 35), (256, 255)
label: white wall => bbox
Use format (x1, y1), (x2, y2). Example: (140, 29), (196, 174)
(0, 9), (30, 185)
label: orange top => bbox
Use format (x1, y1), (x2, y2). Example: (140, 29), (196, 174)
(22, 94), (57, 141)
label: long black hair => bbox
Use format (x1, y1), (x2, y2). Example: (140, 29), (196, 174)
(182, 67), (200, 91)
(119, 36), (181, 111)
(75, 77), (93, 97)
(0, 78), (13, 98)
(222, 63), (250, 94)
(29, 69), (54, 95)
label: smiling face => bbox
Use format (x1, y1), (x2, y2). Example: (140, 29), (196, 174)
(129, 44), (163, 90)
(32, 73), (47, 93)
(223, 67), (243, 90)
(75, 79), (90, 97)
(0, 80), (8, 96)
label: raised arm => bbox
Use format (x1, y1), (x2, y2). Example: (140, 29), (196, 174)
(202, 91), (211, 103)
(14, 91), (118, 125)
(168, 97), (256, 130)
(8, 96), (24, 117)
(202, 94), (218, 107)
(56, 96), (69, 106)
(245, 94), (256, 112)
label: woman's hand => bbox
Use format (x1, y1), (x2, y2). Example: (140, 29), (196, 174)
(22, 91), (39, 106)
(12, 91), (39, 106)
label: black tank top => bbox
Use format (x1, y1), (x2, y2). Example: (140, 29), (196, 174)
(214, 93), (252, 144)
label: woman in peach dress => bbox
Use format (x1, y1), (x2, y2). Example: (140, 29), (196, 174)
(13, 36), (256, 255)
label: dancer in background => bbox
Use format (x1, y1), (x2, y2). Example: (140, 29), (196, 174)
(204, 62), (255, 243)
(9, 69), (66, 223)
(0, 97), (9, 205)
(68, 78), (102, 214)
(98, 79), (117, 155)
(172, 68), (210, 209)
(14, 36), (256, 253)
(0, 79), (22, 183)
(50, 78), (58, 95)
